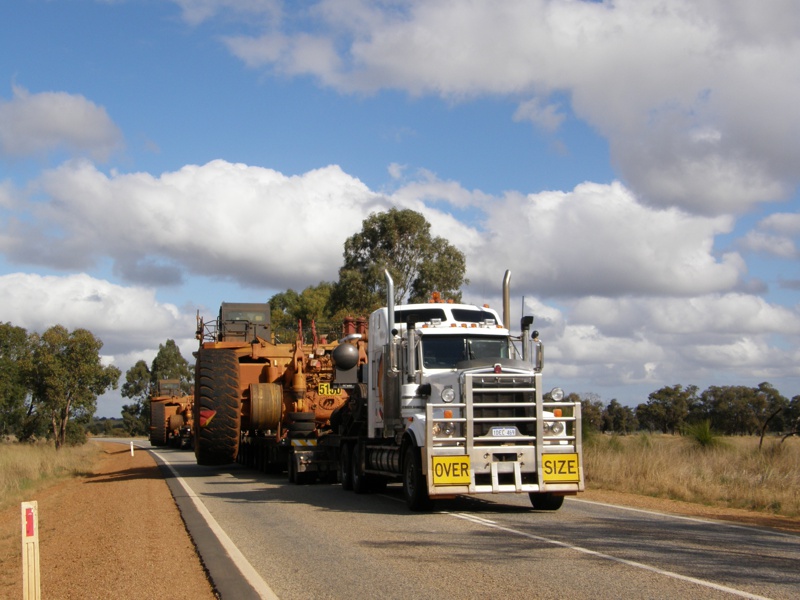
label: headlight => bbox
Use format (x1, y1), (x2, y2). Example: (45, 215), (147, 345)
(549, 387), (564, 402)
(432, 421), (458, 437)
(441, 386), (456, 403)
(544, 421), (565, 436)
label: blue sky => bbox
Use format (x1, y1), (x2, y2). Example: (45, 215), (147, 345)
(1, 0), (799, 417)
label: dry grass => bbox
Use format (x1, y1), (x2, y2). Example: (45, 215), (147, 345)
(0, 441), (100, 511)
(3, 435), (799, 519)
(584, 433), (800, 517)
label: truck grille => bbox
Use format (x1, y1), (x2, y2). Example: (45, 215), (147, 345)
(465, 373), (537, 445)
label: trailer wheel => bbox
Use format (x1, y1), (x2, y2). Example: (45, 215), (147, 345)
(529, 492), (565, 511)
(297, 471), (317, 485)
(403, 445), (433, 511)
(287, 453), (297, 483)
(194, 348), (242, 466)
(150, 402), (167, 446)
(287, 421), (315, 432)
(339, 444), (354, 491)
(351, 441), (370, 494)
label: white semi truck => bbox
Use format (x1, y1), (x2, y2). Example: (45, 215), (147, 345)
(328, 270), (584, 511)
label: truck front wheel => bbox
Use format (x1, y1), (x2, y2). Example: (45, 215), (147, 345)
(529, 492), (565, 511)
(351, 442), (369, 494)
(403, 445), (433, 511)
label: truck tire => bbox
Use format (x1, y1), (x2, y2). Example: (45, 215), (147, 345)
(194, 348), (242, 466)
(529, 492), (564, 511)
(150, 402), (167, 446)
(351, 441), (370, 494)
(403, 445), (433, 511)
(339, 444), (354, 491)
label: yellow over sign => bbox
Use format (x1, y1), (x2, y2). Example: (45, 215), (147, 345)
(432, 456), (471, 485)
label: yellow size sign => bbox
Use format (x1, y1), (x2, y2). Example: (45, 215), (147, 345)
(541, 454), (580, 483)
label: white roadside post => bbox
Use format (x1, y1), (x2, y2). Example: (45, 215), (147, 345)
(21, 501), (40, 600)
(130, 441), (134, 456)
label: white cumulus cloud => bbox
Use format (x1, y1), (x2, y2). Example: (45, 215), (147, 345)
(0, 272), (195, 357)
(0, 85), (122, 161)
(213, 0), (800, 215)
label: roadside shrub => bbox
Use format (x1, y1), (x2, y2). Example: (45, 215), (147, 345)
(66, 421), (88, 446)
(684, 420), (722, 449)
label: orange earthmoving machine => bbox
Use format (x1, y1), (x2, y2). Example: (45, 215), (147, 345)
(193, 303), (356, 481)
(149, 379), (194, 449)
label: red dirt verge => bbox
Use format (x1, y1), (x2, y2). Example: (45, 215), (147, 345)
(0, 442), (217, 600)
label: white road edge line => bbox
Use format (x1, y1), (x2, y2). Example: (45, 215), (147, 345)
(150, 449), (279, 600)
(570, 498), (800, 539)
(448, 512), (773, 600)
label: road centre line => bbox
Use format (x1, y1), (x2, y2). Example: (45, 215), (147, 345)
(150, 449), (279, 600)
(447, 512), (773, 600)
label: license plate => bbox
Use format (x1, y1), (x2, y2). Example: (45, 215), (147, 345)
(541, 454), (580, 482)
(432, 456), (471, 485)
(491, 426), (517, 437)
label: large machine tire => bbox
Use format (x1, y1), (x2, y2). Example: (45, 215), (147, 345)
(194, 348), (242, 466)
(150, 402), (167, 446)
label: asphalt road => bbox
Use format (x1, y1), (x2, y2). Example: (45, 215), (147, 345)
(141, 443), (800, 600)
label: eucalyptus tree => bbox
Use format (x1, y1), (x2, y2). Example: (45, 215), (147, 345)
(329, 208), (468, 315)
(28, 325), (120, 449)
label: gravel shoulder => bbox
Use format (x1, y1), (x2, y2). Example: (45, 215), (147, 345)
(0, 442), (217, 600)
(1, 441), (797, 600)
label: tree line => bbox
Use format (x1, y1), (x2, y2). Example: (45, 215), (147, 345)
(0, 322), (120, 448)
(578, 382), (800, 438)
(8, 208), (796, 446)
(1, 208), (467, 446)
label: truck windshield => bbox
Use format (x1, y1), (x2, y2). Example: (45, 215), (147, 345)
(421, 335), (510, 369)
